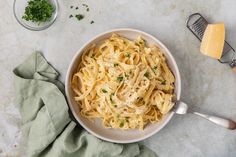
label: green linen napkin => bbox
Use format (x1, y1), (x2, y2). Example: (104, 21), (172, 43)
(13, 52), (158, 157)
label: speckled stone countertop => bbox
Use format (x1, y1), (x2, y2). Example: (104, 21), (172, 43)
(1, 0), (236, 156)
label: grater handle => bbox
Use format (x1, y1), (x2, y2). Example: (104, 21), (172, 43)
(230, 59), (236, 72)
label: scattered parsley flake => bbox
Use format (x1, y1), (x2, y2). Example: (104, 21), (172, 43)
(75, 14), (84, 21)
(125, 52), (130, 58)
(82, 4), (88, 7)
(119, 122), (124, 127)
(117, 76), (123, 82)
(86, 8), (89, 12)
(110, 94), (115, 104)
(75, 6), (79, 10)
(90, 20), (94, 24)
(70, 6), (73, 9)
(101, 89), (108, 93)
(161, 80), (166, 85)
(151, 66), (157, 74)
(114, 63), (119, 67)
(139, 97), (143, 101)
(153, 65), (157, 70)
(69, 15), (73, 18)
(144, 72), (150, 78)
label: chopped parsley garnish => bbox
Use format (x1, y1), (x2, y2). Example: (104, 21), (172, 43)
(90, 20), (94, 24)
(101, 89), (108, 93)
(70, 6), (73, 9)
(125, 74), (129, 78)
(75, 14), (84, 21)
(144, 72), (150, 78)
(119, 122), (124, 127)
(114, 63), (119, 67)
(86, 8), (89, 12)
(22, 0), (54, 23)
(75, 7), (79, 10)
(110, 93), (115, 104)
(82, 4), (88, 7)
(69, 15), (73, 18)
(151, 66), (157, 74)
(125, 52), (130, 58)
(161, 80), (166, 85)
(153, 65), (157, 70)
(138, 97), (143, 101)
(110, 96), (113, 103)
(117, 76), (123, 82)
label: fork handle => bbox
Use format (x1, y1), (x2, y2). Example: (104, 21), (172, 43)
(192, 112), (236, 130)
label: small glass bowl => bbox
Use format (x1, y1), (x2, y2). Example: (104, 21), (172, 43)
(13, 0), (59, 31)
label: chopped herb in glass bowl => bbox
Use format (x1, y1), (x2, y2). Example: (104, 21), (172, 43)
(22, 0), (55, 23)
(13, 0), (59, 31)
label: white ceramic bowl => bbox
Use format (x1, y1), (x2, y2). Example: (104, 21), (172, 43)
(65, 28), (181, 143)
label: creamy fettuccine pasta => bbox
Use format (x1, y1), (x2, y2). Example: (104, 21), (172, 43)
(71, 34), (175, 130)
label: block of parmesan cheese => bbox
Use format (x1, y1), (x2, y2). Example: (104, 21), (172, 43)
(200, 23), (225, 59)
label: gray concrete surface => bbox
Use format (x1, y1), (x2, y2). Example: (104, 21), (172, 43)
(1, 0), (236, 156)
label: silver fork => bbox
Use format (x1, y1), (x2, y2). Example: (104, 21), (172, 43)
(174, 101), (236, 130)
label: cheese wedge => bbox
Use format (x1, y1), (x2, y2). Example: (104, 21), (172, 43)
(200, 23), (225, 59)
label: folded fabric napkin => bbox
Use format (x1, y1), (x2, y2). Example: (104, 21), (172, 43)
(13, 52), (158, 157)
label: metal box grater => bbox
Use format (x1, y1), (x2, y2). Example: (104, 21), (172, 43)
(186, 13), (236, 69)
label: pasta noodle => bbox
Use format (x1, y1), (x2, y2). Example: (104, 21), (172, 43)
(71, 34), (175, 130)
